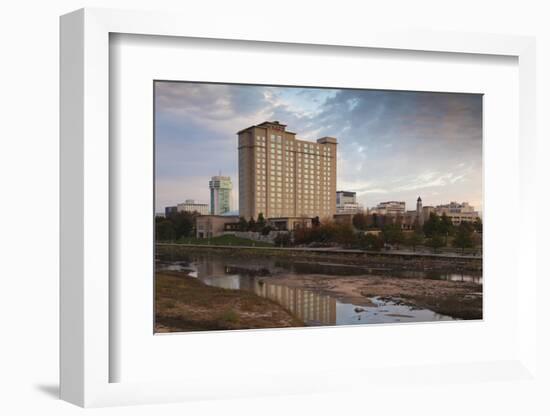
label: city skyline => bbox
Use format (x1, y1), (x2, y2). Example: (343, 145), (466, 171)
(155, 82), (483, 215)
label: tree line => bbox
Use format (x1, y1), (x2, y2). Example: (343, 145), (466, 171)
(156, 209), (482, 254)
(155, 211), (198, 241)
(236, 213), (274, 235)
(285, 211), (483, 253)
(350, 211), (482, 253)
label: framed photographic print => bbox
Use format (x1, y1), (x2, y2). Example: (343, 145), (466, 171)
(153, 82), (484, 333)
(60, 8), (538, 408)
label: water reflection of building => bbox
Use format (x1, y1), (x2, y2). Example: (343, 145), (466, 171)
(192, 258), (337, 325)
(255, 282), (337, 326)
(194, 257), (228, 278)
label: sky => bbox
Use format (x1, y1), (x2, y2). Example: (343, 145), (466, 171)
(155, 81), (483, 215)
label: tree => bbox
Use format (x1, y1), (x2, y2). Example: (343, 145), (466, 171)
(171, 211), (195, 238)
(274, 232), (291, 247)
(423, 212), (441, 237)
(453, 222), (475, 254)
(312, 216), (321, 227)
(406, 231), (424, 252)
(256, 213), (266, 231)
(155, 211), (196, 241)
(371, 213), (379, 229)
(472, 231), (482, 255)
(352, 213), (367, 230)
(238, 217), (248, 231)
(293, 221), (353, 246)
(247, 217), (256, 232)
(358, 233), (384, 251)
(382, 224), (405, 249)
(155, 217), (175, 241)
(439, 213), (455, 244)
(261, 225), (273, 236)
(334, 224), (357, 247)
(473, 217), (483, 233)
(425, 233), (445, 253)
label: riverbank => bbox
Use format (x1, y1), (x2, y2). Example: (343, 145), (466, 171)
(157, 243), (482, 273)
(265, 274), (482, 320)
(155, 271), (304, 332)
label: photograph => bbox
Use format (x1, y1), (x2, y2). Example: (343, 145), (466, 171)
(154, 81), (483, 333)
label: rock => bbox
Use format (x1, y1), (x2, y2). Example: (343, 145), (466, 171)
(354, 307), (365, 313)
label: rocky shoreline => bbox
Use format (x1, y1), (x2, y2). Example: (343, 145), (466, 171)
(263, 274), (482, 320)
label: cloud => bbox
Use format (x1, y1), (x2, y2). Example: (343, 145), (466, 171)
(155, 82), (482, 214)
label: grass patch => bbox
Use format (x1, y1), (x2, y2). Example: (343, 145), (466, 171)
(155, 271), (303, 332)
(218, 309), (240, 324)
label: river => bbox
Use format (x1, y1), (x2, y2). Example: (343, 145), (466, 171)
(157, 250), (482, 327)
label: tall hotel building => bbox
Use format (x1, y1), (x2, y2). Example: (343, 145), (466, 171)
(238, 121), (337, 220)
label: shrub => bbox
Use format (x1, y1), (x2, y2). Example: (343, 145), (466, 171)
(274, 232), (292, 247)
(358, 233), (384, 251)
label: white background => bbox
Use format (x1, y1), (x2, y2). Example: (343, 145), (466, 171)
(1, 1), (549, 415)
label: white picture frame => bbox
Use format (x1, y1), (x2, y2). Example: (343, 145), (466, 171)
(60, 7), (538, 408)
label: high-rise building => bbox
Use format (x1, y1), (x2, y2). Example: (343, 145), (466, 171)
(238, 121), (337, 220)
(177, 199), (209, 215)
(209, 176), (232, 215)
(336, 191), (361, 214)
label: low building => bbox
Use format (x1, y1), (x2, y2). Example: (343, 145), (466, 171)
(436, 201), (476, 214)
(268, 217), (312, 231)
(437, 211), (479, 225)
(196, 215), (240, 238)
(422, 206), (435, 220)
(423, 201), (480, 225)
(402, 210), (420, 230)
(371, 201), (406, 216)
(333, 213), (355, 226)
(164, 206), (177, 216)
(336, 191), (361, 214)
(177, 199), (209, 215)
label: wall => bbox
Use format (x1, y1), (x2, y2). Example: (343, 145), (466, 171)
(0, 1), (549, 415)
